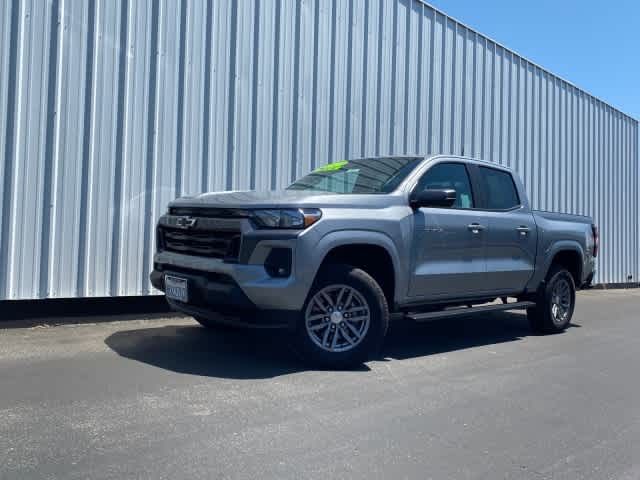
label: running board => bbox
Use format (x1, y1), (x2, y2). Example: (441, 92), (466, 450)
(406, 301), (536, 322)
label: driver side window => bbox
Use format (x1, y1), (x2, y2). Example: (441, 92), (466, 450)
(415, 162), (475, 209)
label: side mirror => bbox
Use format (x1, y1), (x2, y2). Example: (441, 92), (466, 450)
(410, 188), (457, 209)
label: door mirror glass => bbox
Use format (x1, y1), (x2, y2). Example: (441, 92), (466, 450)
(410, 189), (457, 208)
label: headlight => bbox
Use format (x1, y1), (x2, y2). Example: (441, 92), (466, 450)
(251, 208), (322, 229)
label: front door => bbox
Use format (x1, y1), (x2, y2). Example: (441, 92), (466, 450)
(408, 162), (487, 299)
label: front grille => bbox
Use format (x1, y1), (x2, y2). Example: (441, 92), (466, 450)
(169, 206), (250, 218)
(159, 226), (241, 261)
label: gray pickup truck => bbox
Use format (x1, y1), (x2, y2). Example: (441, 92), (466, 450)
(151, 155), (598, 367)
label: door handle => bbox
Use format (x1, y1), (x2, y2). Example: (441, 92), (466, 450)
(467, 223), (485, 233)
(517, 226), (531, 236)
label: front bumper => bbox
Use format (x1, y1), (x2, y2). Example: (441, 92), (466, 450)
(153, 243), (312, 306)
(152, 211), (325, 326)
(150, 266), (299, 329)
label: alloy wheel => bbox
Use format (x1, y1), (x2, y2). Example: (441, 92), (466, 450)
(304, 284), (371, 353)
(550, 277), (572, 325)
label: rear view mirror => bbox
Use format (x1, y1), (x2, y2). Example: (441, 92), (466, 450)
(410, 189), (457, 209)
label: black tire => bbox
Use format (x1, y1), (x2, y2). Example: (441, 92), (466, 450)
(527, 265), (576, 334)
(193, 315), (236, 330)
(291, 264), (389, 369)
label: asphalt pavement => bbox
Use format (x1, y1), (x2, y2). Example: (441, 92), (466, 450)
(1, 289), (639, 479)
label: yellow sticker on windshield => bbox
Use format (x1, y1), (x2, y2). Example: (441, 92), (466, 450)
(314, 160), (348, 173)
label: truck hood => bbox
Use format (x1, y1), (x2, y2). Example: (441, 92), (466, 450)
(169, 189), (407, 209)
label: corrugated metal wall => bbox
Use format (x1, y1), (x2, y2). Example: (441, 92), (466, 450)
(0, 0), (638, 300)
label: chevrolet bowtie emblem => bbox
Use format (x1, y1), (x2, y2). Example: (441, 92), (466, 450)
(175, 216), (197, 229)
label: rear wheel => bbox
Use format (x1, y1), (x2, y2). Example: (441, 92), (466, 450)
(527, 265), (576, 334)
(291, 264), (389, 368)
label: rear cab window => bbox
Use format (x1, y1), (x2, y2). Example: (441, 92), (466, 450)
(478, 166), (520, 210)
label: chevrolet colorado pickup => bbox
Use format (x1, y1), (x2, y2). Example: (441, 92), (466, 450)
(151, 155), (598, 367)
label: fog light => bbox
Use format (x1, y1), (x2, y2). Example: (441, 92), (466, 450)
(264, 248), (292, 278)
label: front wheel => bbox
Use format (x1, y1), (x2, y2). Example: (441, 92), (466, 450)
(291, 264), (389, 368)
(527, 265), (576, 334)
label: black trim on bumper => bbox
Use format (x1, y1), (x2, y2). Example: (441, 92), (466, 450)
(582, 272), (595, 289)
(166, 299), (297, 329)
(151, 268), (252, 310)
(150, 268), (298, 329)
(238, 231), (299, 263)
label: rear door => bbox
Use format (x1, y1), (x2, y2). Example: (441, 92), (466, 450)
(409, 161), (487, 299)
(471, 165), (537, 293)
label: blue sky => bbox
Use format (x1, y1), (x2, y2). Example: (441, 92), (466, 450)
(427, 0), (640, 120)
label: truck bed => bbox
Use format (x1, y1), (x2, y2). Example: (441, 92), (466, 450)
(533, 210), (593, 225)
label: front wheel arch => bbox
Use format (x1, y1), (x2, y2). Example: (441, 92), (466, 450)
(309, 231), (404, 308)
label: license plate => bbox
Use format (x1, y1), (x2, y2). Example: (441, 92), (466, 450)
(165, 275), (188, 302)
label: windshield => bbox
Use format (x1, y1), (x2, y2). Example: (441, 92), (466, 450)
(287, 157), (421, 194)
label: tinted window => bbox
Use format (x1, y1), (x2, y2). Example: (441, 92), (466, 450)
(479, 167), (520, 209)
(287, 157), (421, 194)
(415, 163), (474, 208)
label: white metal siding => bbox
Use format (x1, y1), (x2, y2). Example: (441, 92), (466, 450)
(0, 0), (637, 300)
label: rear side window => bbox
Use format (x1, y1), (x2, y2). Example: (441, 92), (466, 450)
(479, 167), (520, 210)
(415, 162), (474, 208)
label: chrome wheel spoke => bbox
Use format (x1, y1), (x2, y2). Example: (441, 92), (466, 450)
(331, 328), (340, 349)
(321, 291), (335, 309)
(309, 322), (328, 331)
(344, 306), (368, 316)
(344, 320), (362, 340)
(343, 290), (354, 309)
(322, 325), (331, 346)
(314, 297), (329, 313)
(335, 287), (346, 308)
(342, 326), (356, 345)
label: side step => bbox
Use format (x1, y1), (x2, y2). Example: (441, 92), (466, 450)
(406, 301), (536, 322)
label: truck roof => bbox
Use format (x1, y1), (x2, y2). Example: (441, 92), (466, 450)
(346, 154), (516, 174)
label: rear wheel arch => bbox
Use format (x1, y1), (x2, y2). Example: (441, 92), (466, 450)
(546, 248), (583, 287)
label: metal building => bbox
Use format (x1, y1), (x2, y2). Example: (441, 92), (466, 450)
(0, 0), (637, 300)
